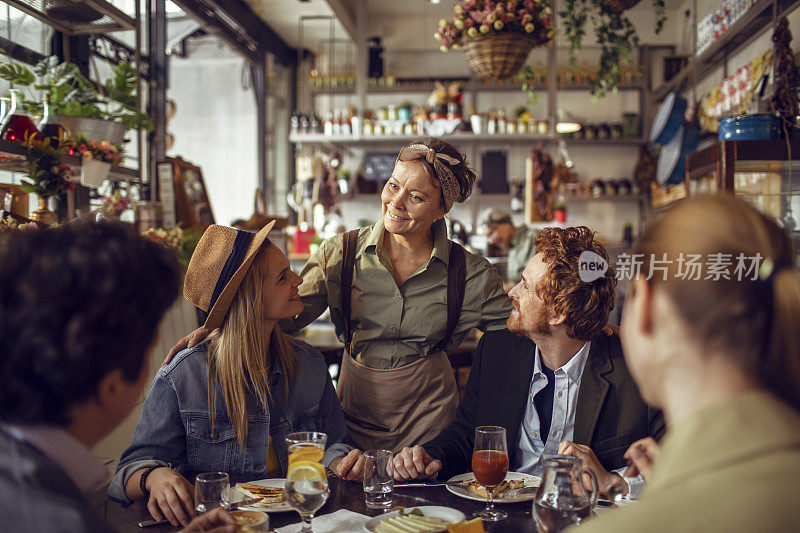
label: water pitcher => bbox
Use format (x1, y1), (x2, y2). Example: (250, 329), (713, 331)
(533, 453), (599, 532)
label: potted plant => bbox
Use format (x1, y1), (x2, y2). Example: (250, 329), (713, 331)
(552, 200), (567, 223)
(0, 56), (153, 144)
(436, 0), (555, 80)
(560, 0), (666, 97)
(70, 135), (124, 187)
(20, 133), (76, 225)
(97, 190), (131, 222)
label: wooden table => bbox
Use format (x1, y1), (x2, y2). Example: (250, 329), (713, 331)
(102, 476), (548, 532)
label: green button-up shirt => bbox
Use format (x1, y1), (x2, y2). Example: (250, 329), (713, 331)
(284, 218), (513, 369)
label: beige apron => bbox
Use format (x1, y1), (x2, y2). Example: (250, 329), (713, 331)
(337, 350), (459, 453)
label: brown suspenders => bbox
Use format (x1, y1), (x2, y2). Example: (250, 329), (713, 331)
(339, 229), (467, 353)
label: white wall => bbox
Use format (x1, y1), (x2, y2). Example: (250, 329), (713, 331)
(167, 37), (260, 226)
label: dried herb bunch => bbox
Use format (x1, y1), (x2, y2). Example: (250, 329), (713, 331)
(770, 17), (800, 118)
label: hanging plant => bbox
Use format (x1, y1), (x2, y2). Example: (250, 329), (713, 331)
(436, 1), (556, 80)
(561, 0), (666, 97)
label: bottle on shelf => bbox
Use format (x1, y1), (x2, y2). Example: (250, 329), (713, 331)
(0, 89), (40, 143)
(38, 92), (64, 147)
(487, 109), (497, 135)
(497, 108), (507, 134)
(341, 109), (352, 136)
(324, 111), (334, 136)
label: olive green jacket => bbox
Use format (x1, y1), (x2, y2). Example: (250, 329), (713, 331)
(576, 391), (800, 533)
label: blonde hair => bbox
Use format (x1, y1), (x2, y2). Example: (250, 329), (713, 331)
(207, 242), (298, 445)
(635, 194), (800, 412)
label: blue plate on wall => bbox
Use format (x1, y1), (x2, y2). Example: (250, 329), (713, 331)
(657, 122), (700, 186)
(650, 92), (688, 145)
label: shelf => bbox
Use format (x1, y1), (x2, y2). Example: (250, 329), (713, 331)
(290, 132), (557, 145)
(566, 194), (648, 203)
(3, 0), (136, 35)
(651, 183), (687, 208)
(653, 0), (800, 101)
(290, 133), (648, 146)
(0, 139), (139, 182)
(564, 138), (646, 146)
(310, 81), (645, 96)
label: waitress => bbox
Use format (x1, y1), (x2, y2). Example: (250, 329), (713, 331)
(284, 137), (511, 451)
(167, 137), (512, 452)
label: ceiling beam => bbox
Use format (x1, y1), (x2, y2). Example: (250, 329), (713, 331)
(324, 0), (356, 42)
(171, 0), (295, 65)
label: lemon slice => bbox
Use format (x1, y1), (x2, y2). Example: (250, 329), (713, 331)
(287, 461), (326, 482)
(288, 447), (324, 469)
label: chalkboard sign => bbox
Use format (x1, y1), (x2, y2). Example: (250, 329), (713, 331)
(363, 152), (397, 182)
(479, 150), (509, 194)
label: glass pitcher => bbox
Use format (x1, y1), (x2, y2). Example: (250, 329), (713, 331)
(533, 453), (599, 532)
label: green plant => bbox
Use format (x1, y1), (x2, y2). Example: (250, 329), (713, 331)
(0, 56), (153, 131)
(560, 0), (666, 98)
(553, 200), (567, 212)
(21, 134), (76, 198)
(399, 100), (414, 111)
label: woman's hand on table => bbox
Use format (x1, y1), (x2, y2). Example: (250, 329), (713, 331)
(163, 326), (212, 366)
(393, 445), (442, 480)
(182, 507), (235, 533)
(145, 467), (196, 527)
(623, 437), (660, 480)
(330, 449), (366, 481)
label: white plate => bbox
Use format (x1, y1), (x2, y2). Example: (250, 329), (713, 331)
(230, 478), (294, 513)
(364, 506), (466, 533)
(445, 471), (541, 503)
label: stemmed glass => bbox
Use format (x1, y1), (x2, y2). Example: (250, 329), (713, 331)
(285, 432), (329, 532)
(471, 426), (509, 522)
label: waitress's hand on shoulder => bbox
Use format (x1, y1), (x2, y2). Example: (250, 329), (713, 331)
(330, 449), (365, 481)
(393, 445), (441, 480)
(162, 326), (213, 366)
(145, 467), (196, 527)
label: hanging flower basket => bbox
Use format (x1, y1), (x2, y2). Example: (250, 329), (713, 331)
(436, 1), (555, 81)
(461, 33), (541, 80)
(81, 159), (111, 188)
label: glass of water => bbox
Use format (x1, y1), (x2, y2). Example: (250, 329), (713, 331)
(363, 449), (394, 510)
(194, 472), (229, 514)
(286, 432), (329, 532)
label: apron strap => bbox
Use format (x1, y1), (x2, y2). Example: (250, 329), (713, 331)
(340, 229), (360, 347)
(433, 242), (467, 353)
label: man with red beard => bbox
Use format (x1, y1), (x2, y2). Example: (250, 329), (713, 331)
(393, 227), (664, 498)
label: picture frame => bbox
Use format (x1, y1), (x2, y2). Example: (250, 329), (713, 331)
(168, 156), (215, 229)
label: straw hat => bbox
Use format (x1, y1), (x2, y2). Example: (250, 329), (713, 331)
(184, 220), (276, 330)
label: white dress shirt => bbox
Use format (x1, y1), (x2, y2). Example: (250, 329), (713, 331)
(512, 342), (644, 497)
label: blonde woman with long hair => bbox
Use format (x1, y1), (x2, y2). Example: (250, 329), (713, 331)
(108, 223), (357, 528)
(577, 194), (800, 532)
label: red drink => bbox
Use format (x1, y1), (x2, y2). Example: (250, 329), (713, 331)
(1, 114), (40, 142)
(472, 449), (509, 487)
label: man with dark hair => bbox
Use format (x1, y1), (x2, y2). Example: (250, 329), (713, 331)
(484, 210), (537, 284)
(0, 223), (233, 532)
(393, 227), (664, 498)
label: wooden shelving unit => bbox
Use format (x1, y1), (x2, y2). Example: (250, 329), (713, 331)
(289, 132), (646, 147)
(310, 81), (645, 96)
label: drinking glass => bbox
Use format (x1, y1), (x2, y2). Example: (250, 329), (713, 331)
(471, 426), (509, 522)
(285, 432), (329, 532)
(363, 450), (394, 510)
(194, 472), (230, 514)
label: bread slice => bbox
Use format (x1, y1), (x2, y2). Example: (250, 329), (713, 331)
(466, 479), (524, 498)
(235, 482), (285, 507)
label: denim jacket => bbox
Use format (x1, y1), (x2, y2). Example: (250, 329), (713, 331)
(108, 339), (351, 506)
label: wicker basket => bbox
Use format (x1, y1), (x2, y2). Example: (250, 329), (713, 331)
(603, 0), (641, 14)
(460, 33), (541, 80)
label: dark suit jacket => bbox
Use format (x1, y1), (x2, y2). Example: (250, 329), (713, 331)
(425, 329), (665, 479)
(0, 427), (110, 532)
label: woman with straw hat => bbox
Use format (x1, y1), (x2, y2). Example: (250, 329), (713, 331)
(108, 221), (359, 528)
(167, 137), (513, 453)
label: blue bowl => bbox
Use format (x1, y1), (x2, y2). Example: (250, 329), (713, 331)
(718, 114), (779, 141)
(650, 92), (688, 145)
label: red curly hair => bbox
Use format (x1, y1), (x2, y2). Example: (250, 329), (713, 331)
(534, 227), (617, 340)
